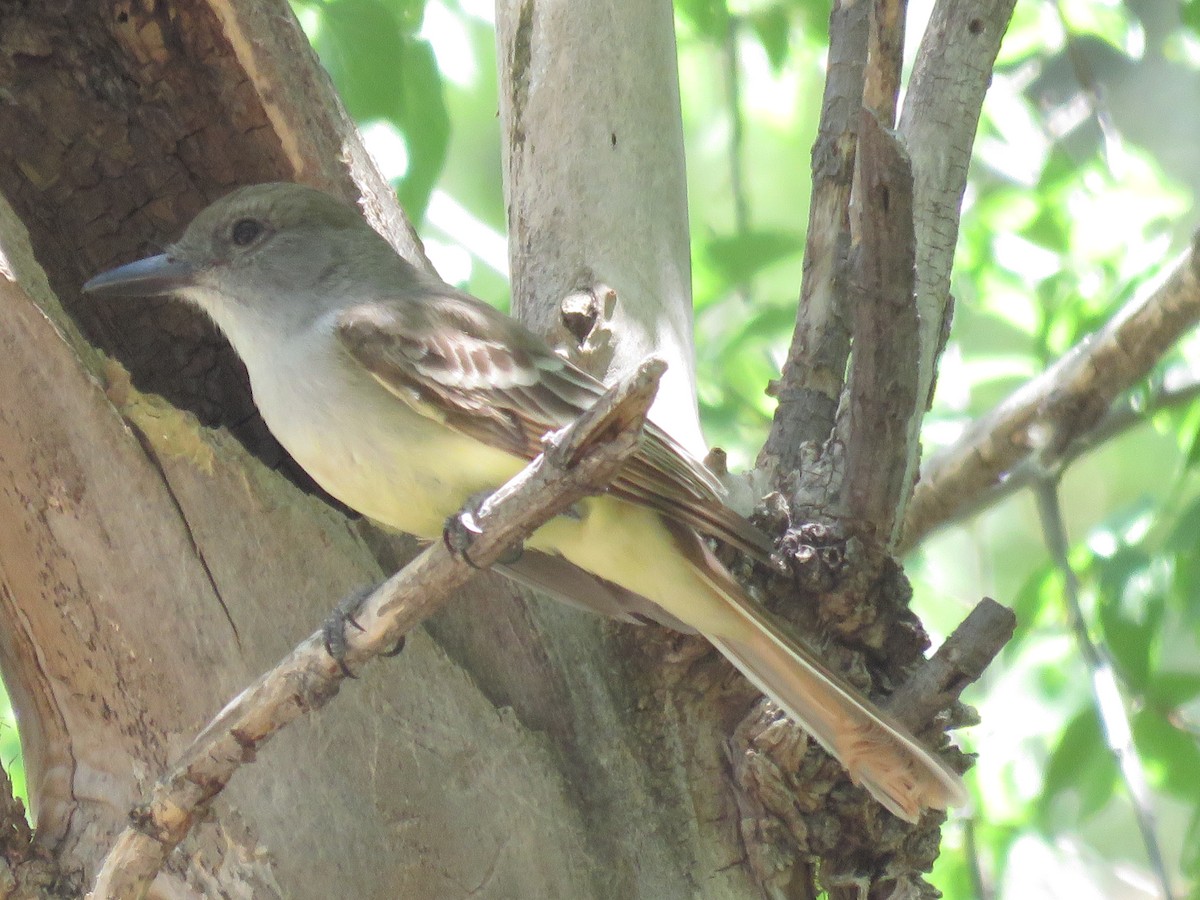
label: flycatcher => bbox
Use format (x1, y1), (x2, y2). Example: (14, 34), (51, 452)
(84, 182), (966, 822)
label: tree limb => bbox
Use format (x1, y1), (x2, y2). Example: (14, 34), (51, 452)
(910, 373), (1200, 541)
(863, 0), (906, 127)
(901, 239), (1200, 553)
(839, 110), (919, 545)
(759, 0), (866, 470)
(885, 597), (1015, 730)
(896, 0), (1018, 516)
(90, 360), (666, 900)
(495, 0), (702, 453)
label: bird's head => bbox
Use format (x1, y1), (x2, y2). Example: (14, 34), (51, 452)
(84, 182), (407, 339)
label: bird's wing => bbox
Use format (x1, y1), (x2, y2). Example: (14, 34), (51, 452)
(335, 290), (774, 563)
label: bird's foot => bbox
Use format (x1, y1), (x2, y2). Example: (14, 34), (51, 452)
(443, 490), (524, 567)
(323, 582), (406, 678)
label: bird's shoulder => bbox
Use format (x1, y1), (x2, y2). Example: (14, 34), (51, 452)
(334, 285), (562, 392)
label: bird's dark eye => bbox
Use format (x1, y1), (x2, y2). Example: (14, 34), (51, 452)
(231, 218), (265, 247)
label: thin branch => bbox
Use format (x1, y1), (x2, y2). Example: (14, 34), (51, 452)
(963, 816), (989, 900)
(758, 0), (867, 471)
(723, 16), (751, 245)
(910, 374), (1200, 540)
(1033, 478), (1176, 900)
(901, 239), (1200, 553)
(1051, 0), (1125, 170)
(885, 597), (1015, 732)
(90, 359), (666, 900)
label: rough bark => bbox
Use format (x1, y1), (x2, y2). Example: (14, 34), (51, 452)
(838, 110), (919, 546)
(893, 0), (1018, 529)
(759, 0), (866, 468)
(746, 1), (1022, 890)
(497, 4), (1007, 899)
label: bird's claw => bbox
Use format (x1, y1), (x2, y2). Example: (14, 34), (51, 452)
(443, 490), (525, 566)
(323, 583), (405, 677)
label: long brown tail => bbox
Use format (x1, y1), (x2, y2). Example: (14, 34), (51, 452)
(685, 535), (967, 822)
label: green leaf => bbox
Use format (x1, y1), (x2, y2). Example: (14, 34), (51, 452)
(1093, 546), (1161, 690)
(677, 0), (730, 39)
(1183, 415), (1200, 472)
(1008, 562), (1059, 655)
(1133, 707), (1200, 802)
(1183, 804), (1200, 877)
(713, 303), (797, 355)
(975, 188), (1040, 234)
(1145, 671), (1200, 708)
(790, 0), (832, 36)
(1185, 1), (1200, 35)
(1021, 208), (1069, 255)
(1039, 708), (1118, 825)
(704, 230), (803, 283)
(318, 0), (406, 123)
(1058, 0), (1141, 58)
(995, 0), (1062, 66)
(393, 37), (450, 220)
(749, 6), (790, 72)
(1096, 605), (1157, 691)
(310, 0), (448, 220)
(388, 0), (426, 32)
(1165, 498), (1200, 632)
(1038, 148), (1083, 196)
(1167, 497), (1200, 554)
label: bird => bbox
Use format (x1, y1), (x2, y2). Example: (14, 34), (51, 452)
(83, 181), (967, 822)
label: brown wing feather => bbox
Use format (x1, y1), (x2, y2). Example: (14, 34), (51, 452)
(336, 291), (774, 565)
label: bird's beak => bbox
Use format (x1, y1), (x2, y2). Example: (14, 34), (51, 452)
(82, 254), (198, 298)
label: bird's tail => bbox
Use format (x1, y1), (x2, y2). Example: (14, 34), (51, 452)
(682, 532), (968, 822)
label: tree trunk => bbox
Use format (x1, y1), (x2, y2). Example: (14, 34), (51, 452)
(496, 0), (704, 454)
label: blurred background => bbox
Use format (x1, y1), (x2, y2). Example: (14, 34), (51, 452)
(6, 1), (1196, 896)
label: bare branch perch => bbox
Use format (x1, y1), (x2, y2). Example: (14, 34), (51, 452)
(1034, 480), (1176, 900)
(901, 240), (1200, 553)
(90, 359), (667, 900)
(912, 374), (1200, 539)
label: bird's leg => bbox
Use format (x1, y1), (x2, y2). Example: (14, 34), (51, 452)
(326, 486), (528, 677)
(323, 582), (406, 678)
(443, 490), (525, 566)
